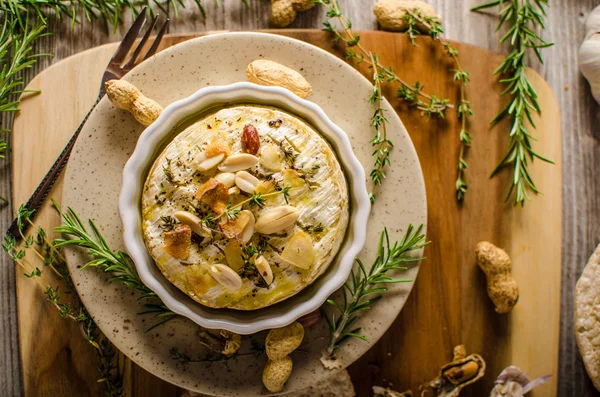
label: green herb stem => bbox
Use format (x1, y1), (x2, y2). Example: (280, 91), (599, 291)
(472, 0), (554, 205)
(324, 224), (427, 356)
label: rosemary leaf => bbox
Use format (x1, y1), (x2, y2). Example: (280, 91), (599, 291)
(323, 224), (428, 357)
(472, 0), (554, 205)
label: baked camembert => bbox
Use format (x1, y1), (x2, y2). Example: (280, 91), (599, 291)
(142, 105), (349, 310)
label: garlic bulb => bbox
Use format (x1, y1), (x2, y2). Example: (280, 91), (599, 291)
(490, 366), (551, 397)
(585, 5), (600, 34)
(579, 5), (600, 104)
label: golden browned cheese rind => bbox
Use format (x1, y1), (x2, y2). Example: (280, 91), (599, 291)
(194, 178), (229, 213)
(266, 321), (305, 360)
(576, 242), (600, 391)
(262, 356), (293, 393)
(163, 225), (192, 259)
(246, 60), (312, 98)
(373, 0), (440, 32)
(475, 241), (519, 313)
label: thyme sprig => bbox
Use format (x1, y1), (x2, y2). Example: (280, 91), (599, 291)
(402, 9), (474, 200)
(215, 187), (291, 220)
(324, 225), (427, 356)
(472, 0), (554, 205)
(317, 0), (456, 202)
(3, 205), (124, 395)
(0, 0), (252, 205)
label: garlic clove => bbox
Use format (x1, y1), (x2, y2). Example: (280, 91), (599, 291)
(217, 153), (259, 172)
(210, 264), (243, 290)
(214, 172), (236, 188)
(281, 231), (315, 269)
(255, 205), (300, 234)
(195, 152), (225, 172)
(224, 240), (245, 271)
(260, 144), (283, 171)
(579, 32), (600, 104)
(235, 171), (261, 194)
(228, 186), (241, 196)
(240, 210), (255, 243)
(255, 255), (273, 285)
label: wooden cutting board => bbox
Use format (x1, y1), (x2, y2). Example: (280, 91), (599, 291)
(11, 30), (561, 396)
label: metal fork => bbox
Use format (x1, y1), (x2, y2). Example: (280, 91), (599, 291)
(7, 8), (169, 240)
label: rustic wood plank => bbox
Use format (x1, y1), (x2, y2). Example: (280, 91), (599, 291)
(0, 0), (595, 395)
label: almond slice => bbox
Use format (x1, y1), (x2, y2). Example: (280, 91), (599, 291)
(210, 264), (243, 290)
(173, 211), (211, 239)
(214, 172), (236, 188)
(163, 225), (192, 259)
(281, 231), (315, 269)
(255, 255), (273, 285)
(218, 153), (259, 172)
(235, 171), (261, 194)
(195, 152), (225, 172)
(240, 210), (255, 243)
(255, 205), (299, 234)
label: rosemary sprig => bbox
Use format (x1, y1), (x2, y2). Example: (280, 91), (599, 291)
(0, 0), (252, 204)
(3, 205), (124, 395)
(54, 207), (179, 332)
(472, 0), (554, 205)
(402, 9), (474, 200)
(324, 225), (427, 356)
(317, 0), (453, 202)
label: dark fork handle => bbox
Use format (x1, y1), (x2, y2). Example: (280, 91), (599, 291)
(7, 94), (103, 240)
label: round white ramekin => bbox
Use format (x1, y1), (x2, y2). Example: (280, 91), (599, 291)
(119, 82), (370, 334)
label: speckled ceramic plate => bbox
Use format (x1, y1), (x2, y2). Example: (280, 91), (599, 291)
(62, 32), (427, 396)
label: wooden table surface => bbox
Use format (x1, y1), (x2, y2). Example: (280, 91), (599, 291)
(0, 1), (596, 396)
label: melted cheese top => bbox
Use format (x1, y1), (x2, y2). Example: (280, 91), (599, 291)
(142, 105), (349, 310)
